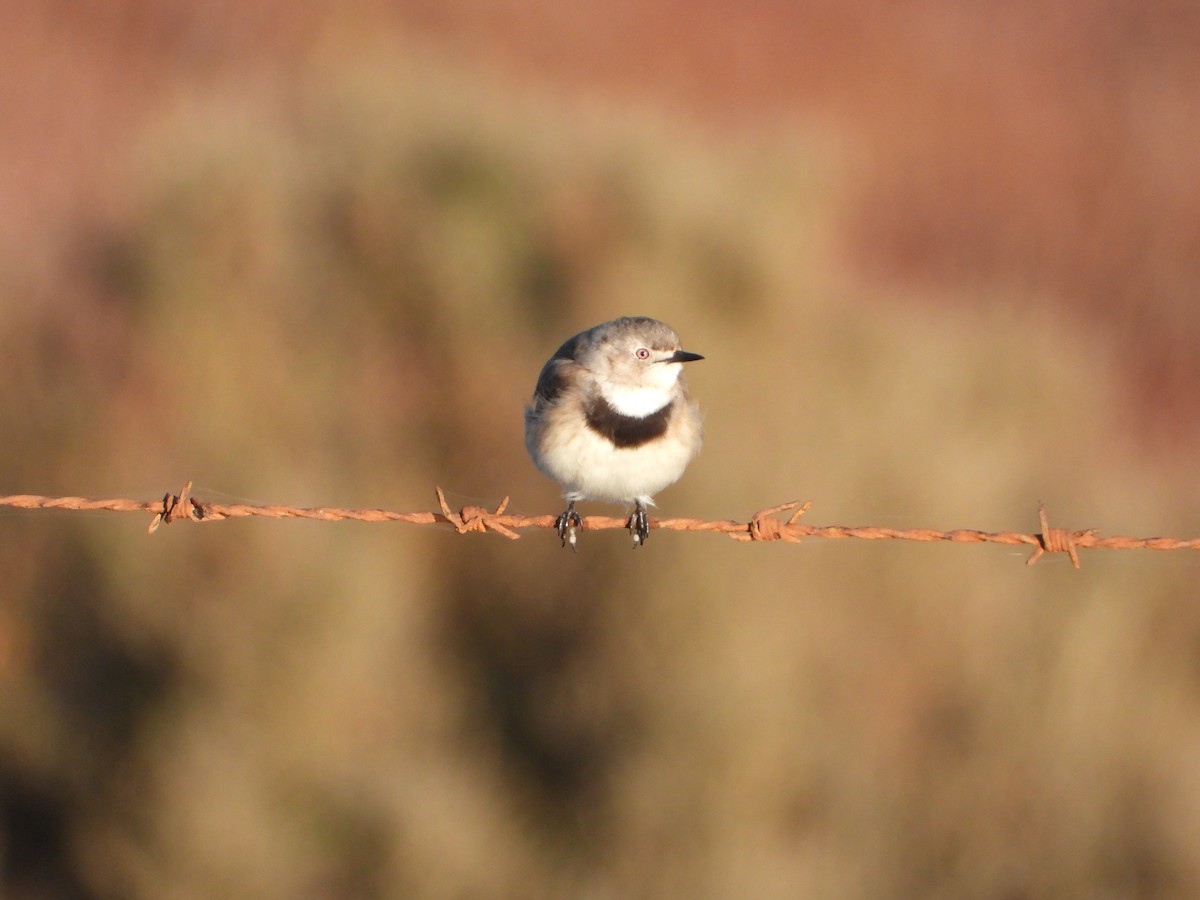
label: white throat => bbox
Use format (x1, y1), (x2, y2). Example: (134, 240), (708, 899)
(604, 381), (676, 417)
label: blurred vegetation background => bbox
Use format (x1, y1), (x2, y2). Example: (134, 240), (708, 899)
(2, 2), (1199, 897)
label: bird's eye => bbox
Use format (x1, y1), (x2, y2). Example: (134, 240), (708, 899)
(635, 347), (650, 360)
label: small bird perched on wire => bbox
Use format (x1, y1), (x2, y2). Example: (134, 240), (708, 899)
(525, 316), (704, 549)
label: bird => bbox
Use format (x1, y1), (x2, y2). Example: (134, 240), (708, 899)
(525, 316), (704, 549)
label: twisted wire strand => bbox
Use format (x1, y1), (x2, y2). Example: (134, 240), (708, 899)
(1, 484), (1197, 568)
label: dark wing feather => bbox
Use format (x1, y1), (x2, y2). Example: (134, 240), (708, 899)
(529, 334), (582, 412)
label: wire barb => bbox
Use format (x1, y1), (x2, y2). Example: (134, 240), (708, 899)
(1027, 501), (1095, 569)
(436, 487), (520, 540)
(740, 500), (812, 542)
(148, 480), (203, 533)
(1, 486), (1197, 567)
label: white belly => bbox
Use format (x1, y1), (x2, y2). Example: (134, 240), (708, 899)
(529, 416), (699, 504)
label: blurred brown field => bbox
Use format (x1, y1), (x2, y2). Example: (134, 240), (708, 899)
(2, 2), (1199, 898)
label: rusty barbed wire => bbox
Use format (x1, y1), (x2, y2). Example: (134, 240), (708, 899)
(1, 483), (1198, 568)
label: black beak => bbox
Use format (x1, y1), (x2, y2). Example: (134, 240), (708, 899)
(666, 350), (704, 363)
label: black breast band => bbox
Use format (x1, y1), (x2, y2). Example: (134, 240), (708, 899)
(585, 396), (673, 448)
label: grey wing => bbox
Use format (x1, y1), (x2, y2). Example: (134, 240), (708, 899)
(526, 361), (570, 430)
(527, 334), (582, 415)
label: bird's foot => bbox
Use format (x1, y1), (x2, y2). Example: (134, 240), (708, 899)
(628, 502), (650, 548)
(555, 501), (583, 550)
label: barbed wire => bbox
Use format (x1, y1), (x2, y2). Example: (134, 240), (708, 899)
(2, 482), (1198, 568)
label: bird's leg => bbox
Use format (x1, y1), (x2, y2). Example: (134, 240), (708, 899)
(628, 500), (650, 548)
(555, 500), (583, 550)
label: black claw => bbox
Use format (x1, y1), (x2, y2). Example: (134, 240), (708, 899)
(629, 501), (650, 548)
(555, 501), (583, 550)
